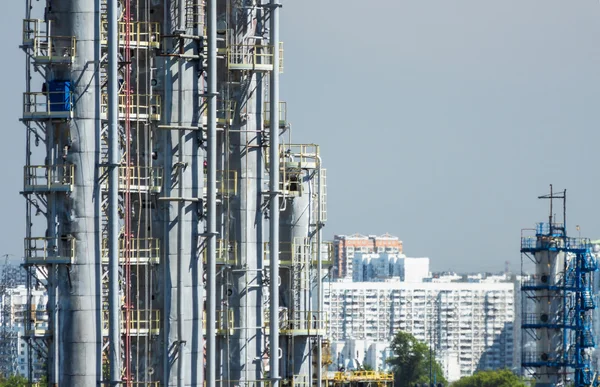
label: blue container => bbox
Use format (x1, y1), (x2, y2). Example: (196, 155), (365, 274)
(48, 80), (71, 112)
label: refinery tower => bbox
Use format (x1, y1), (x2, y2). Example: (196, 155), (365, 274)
(521, 187), (598, 387)
(20, 0), (329, 385)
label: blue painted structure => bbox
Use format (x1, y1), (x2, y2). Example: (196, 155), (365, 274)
(521, 221), (598, 386)
(47, 80), (71, 112)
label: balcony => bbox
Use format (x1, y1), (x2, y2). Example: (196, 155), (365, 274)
(24, 236), (75, 265)
(100, 94), (161, 121)
(201, 99), (236, 127)
(227, 42), (284, 72)
(100, 21), (160, 49)
(101, 237), (160, 265)
(201, 239), (237, 265)
(23, 91), (73, 121)
(263, 101), (287, 128)
(203, 170), (237, 198)
(202, 309), (234, 335)
(102, 309), (160, 336)
(265, 310), (327, 336)
(100, 166), (163, 194)
(23, 165), (74, 193)
(22, 19), (76, 64)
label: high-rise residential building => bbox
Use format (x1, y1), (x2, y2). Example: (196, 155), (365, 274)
(352, 253), (429, 283)
(333, 234), (403, 279)
(0, 286), (47, 379)
(324, 277), (516, 380)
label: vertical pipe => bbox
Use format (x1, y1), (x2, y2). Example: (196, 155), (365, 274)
(269, 1), (280, 385)
(107, 0), (121, 384)
(177, 159), (184, 387)
(316, 156), (323, 387)
(206, 0), (218, 385)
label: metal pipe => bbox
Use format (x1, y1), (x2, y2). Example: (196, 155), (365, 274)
(107, 0), (121, 385)
(206, 0), (218, 385)
(178, 0), (186, 32)
(177, 158), (185, 387)
(269, 0), (281, 386)
(316, 155), (323, 387)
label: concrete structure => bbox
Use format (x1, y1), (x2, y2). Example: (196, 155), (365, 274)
(20, 1), (327, 385)
(324, 280), (515, 380)
(334, 234), (403, 279)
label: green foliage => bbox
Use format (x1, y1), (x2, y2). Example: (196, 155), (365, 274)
(386, 330), (447, 387)
(451, 369), (527, 387)
(0, 375), (29, 387)
(362, 364), (374, 371)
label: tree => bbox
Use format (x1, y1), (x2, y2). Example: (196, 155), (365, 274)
(0, 375), (28, 387)
(386, 330), (447, 387)
(451, 369), (527, 387)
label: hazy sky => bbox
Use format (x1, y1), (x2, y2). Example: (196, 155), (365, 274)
(2, 1), (600, 273)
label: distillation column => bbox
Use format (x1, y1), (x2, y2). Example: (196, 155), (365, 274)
(279, 164), (313, 381)
(521, 192), (599, 387)
(51, 1), (100, 384)
(215, 1), (267, 384)
(155, 0), (204, 385)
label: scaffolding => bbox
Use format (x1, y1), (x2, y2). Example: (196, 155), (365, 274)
(520, 187), (599, 387)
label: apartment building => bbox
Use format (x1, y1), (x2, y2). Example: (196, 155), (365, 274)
(352, 253), (429, 283)
(324, 279), (516, 380)
(334, 234), (403, 279)
(0, 286), (47, 379)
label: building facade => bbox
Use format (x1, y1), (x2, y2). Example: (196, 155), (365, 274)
(334, 234), (403, 279)
(0, 286), (47, 379)
(324, 279), (516, 380)
(352, 253), (429, 283)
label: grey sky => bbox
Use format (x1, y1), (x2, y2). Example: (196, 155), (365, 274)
(2, 1), (600, 272)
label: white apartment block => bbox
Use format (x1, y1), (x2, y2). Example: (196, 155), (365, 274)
(334, 234), (403, 279)
(0, 286), (47, 379)
(324, 280), (516, 380)
(352, 253), (430, 283)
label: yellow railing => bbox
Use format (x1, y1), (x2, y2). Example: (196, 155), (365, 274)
(202, 239), (237, 265)
(102, 309), (160, 334)
(203, 170), (238, 197)
(313, 241), (333, 265)
(101, 237), (160, 264)
(23, 92), (73, 119)
(101, 93), (161, 121)
(201, 99), (236, 126)
(265, 310), (328, 334)
(263, 238), (311, 266)
(24, 236), (75, 265)
(185, 0), (205, 29)
(23, 19), (76, 63)
(216, 381), (271, 386)
(319, 168), (327, 222)
(279, 42), (284, 73)
(24, 165), (74, 191)
(263, 101), (287, 128)
(291, 375), (310, 387)
(100, 166), (163, 193)
(203, 309), (234, 333)
(326, 371), (394, 383)
(280, 144), (320, 168)
(227, 43), (284, 71)
(100, 21), (160, 48)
